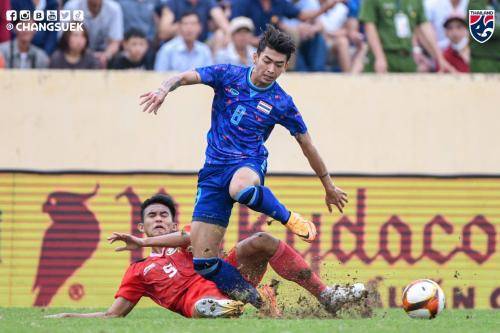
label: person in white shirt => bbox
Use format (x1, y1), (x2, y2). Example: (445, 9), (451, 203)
(424, 0), (469, 49)
(64, 0), (124, 66)
(215, 17), (256, 66)
(154, 11), (213, 72)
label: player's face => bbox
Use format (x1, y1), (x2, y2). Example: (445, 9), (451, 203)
(141, 204), (177, 237)
(252, 47), (288, 86)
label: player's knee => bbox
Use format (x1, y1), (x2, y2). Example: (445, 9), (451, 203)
(232, 185), (258, 204)
(248, 232), (279, 255)
(193, 257), (220, 278)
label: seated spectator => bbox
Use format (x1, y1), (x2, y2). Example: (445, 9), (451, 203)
(230, 0), (340, 46)
(215, 16), (255, 66)
(156, 0), (230, 44)
(360, 0), (455, 73)
(0, 0), (11, 43)
(11, 0), (59, 55)
(154, 11), (212, 71)
(49, 26), (100, 69)
(441, 16), (469, 72)
(116, 0), (158, 43)
(0, 20), (49, 69)
(424, 0), (468, 50)
(280, 0), (327, 72)
(64, 0), (124, 67)
(108, 28), (154, 69)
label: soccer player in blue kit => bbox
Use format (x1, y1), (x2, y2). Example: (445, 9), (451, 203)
(139, 25), (352, 313)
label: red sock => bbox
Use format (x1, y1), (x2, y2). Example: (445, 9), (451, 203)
(269, 241), (327, 298)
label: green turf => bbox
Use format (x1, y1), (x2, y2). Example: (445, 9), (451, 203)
(0, 308), (498, 333)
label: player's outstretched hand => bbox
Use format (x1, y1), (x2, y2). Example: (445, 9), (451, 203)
(45, 313), (69, 318)
(139, 88), (167, 115)
(107, 232), (144, 251)
(325, 186), (348, 214)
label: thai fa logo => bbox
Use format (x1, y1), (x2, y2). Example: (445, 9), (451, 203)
(469, 10), (495, 43)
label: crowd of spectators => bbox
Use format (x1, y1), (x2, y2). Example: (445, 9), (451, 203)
(0, 0), (498, 73)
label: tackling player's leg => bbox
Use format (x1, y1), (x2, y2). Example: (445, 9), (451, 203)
(190, 221), (264, 309)
(227, 232), (366, 314)
(229, 167), (317, 243)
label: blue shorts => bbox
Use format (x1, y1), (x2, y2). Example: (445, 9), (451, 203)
(192, 159), (267, 228)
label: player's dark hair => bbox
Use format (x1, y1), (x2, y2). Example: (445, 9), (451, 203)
(257, 24), (296, 61)
(179, 10), (200, 23)
(124, 28), (146, 41)
(141, 194), (177, 222)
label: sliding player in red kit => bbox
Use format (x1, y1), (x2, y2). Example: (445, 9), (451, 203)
(46, 194), (365, 319)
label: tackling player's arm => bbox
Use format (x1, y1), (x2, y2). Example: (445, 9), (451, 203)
(295, 132), (348, 213)
(140, 70), (202, 114)
(108, 230), (191, 251)
(45, 297), (136, 319)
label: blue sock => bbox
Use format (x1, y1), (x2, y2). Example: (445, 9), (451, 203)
(193, 257), (262, 308)
(235, 185), (291, 224)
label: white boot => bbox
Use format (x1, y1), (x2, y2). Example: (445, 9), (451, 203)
(194, 298), (244, 318)
(319, 283), (367, 314)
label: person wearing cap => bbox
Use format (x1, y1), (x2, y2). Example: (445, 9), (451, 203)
(215, 17), (256, 66)
(441, 16), (470, 72)
(424, 0), (468, 50)
(360, 0), (456, 73)
(468, 0), (500, 72)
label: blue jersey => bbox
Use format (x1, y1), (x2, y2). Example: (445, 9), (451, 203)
(195, 64), (308, 165)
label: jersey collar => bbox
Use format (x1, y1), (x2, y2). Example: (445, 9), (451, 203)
(247, 66), (275, 92)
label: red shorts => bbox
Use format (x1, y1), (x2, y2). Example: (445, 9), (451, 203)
(177, 277), (227, 318)
(224, 247), (266, 287)
(179, 247), (267, 317)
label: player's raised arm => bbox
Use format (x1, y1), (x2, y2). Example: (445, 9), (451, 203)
(140, 70), (202, 115)
(107, 230), (191, 250)
(45, 297), (136, 319)
(295, 132), (348, 214)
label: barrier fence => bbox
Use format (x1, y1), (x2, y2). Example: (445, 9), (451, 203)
(0, 172), (498, 308)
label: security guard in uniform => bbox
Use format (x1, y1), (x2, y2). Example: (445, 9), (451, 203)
(360, 0), (454, 72)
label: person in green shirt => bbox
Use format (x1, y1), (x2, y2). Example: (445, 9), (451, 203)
(469, 0), (500, 72)
(360, 0), (455, 72)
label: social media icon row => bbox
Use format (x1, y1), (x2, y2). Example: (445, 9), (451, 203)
(5, 10), (84, 22)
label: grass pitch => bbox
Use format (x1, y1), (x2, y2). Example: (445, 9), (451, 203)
(0, 307), (498, 333)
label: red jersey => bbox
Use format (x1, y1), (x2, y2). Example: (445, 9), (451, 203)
(115, 247), (226, 317)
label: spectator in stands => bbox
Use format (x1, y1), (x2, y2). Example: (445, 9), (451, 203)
(360, 0), (455, 73)
(0, 19), (49, 69)
(154, 11), (212, 71)
(320, 0), (367, 72)
(0, 0), (11, 43)
(64, 0), (124, 67)
(230, 0), (341, 46)
(215, 16), (255, 66)
(109, 28), (154, 69)
(424, 0), (468, 50)
(156, 0), (230, 44)
(280, 0), (327, 72)
(116, 0), (158, 43)
(49, 26), (100, 69)
(441, 16), (469, 72)
(11, 0), (59, 55)
(468, 0), (500, 73)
